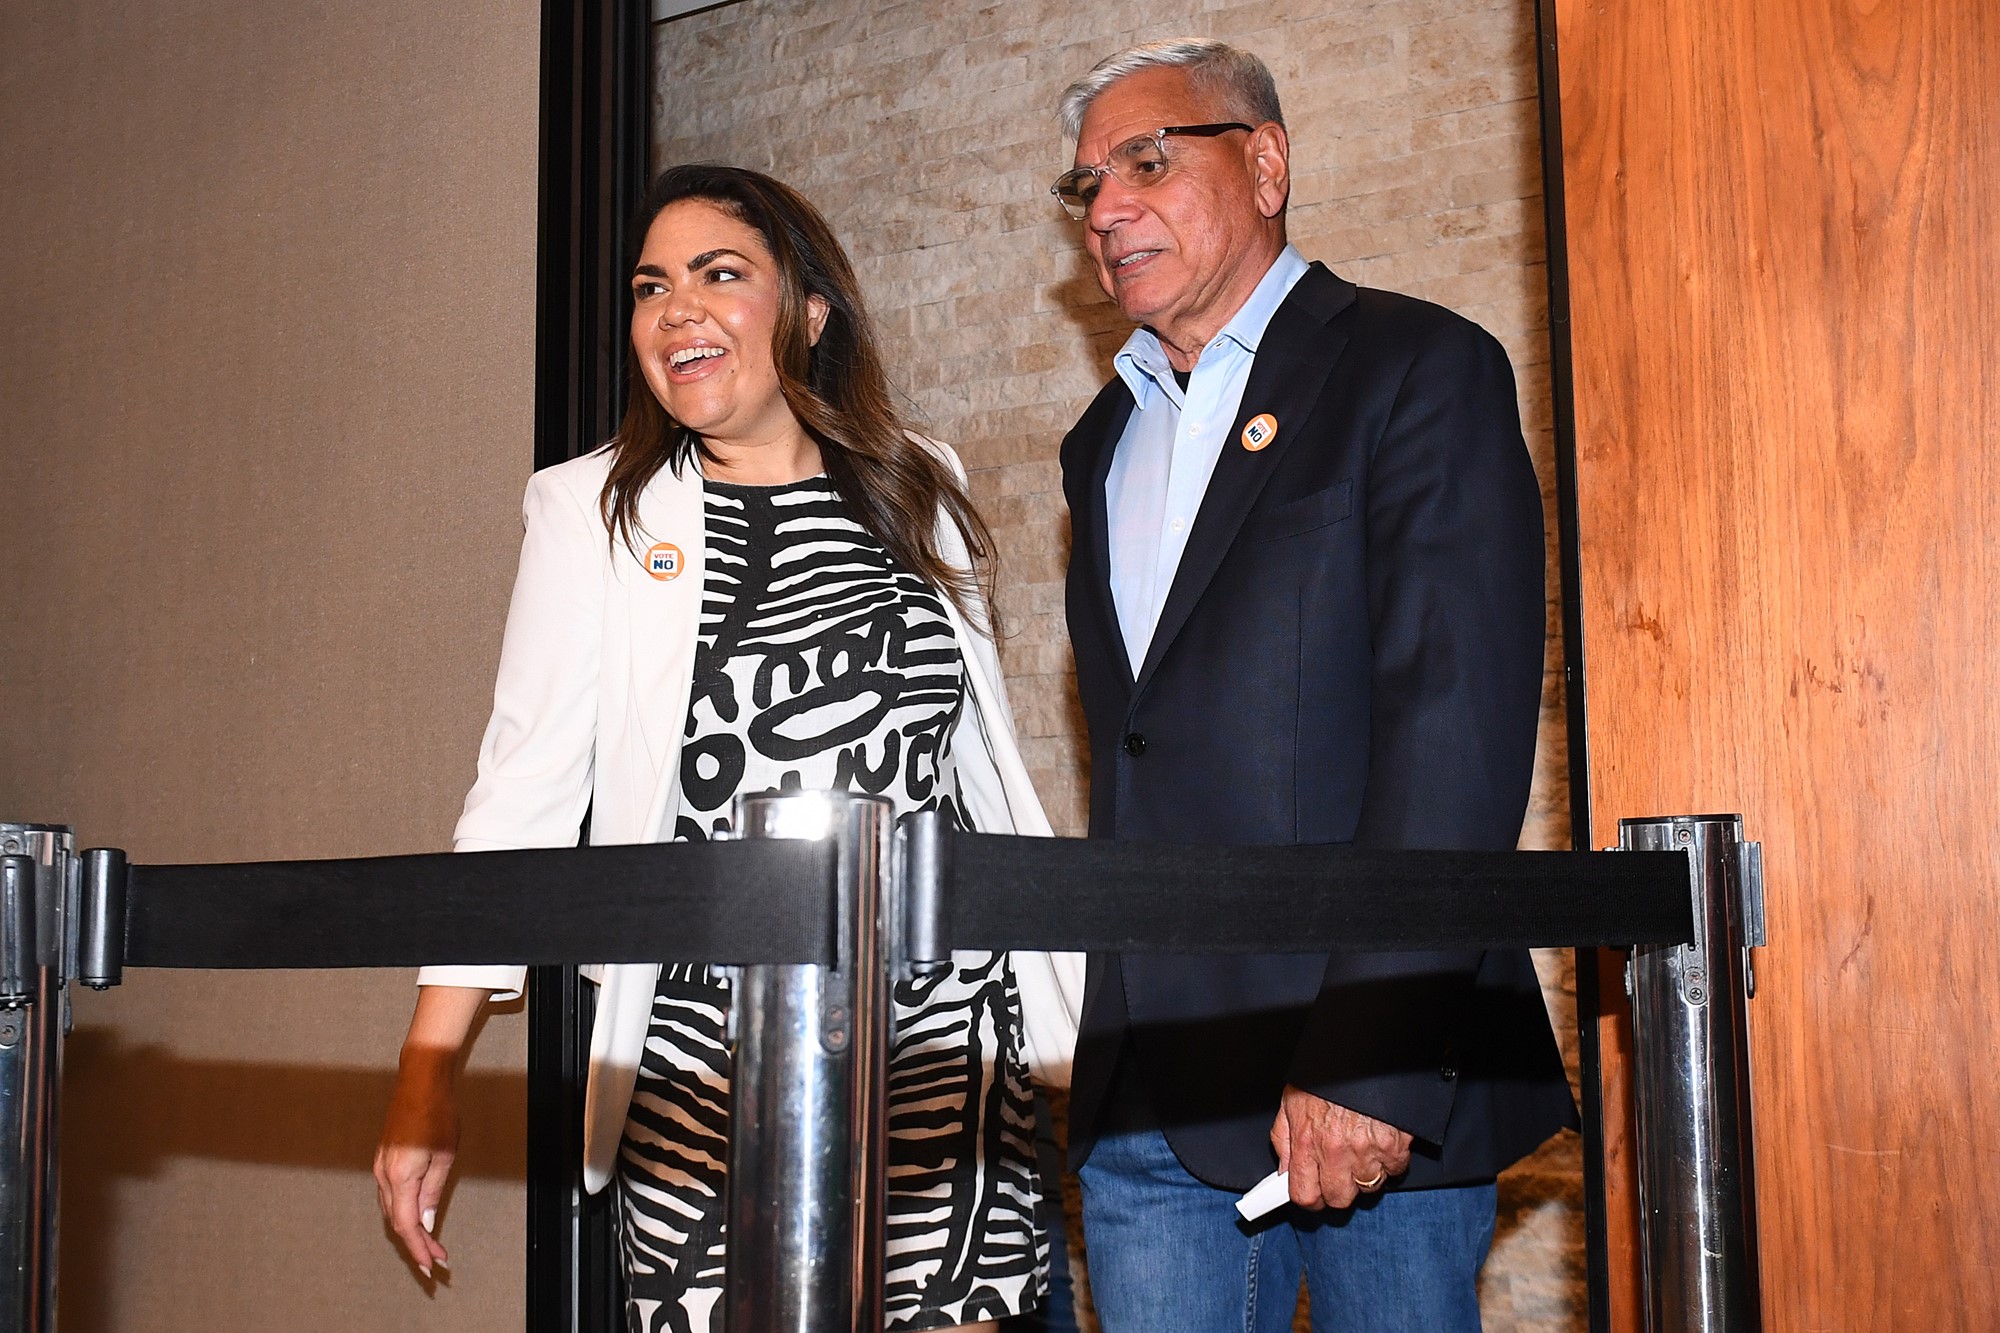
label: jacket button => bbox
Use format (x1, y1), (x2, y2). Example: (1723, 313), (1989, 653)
(1439, 1065), (1458, 1082)
(1123, 732), (1147, 756)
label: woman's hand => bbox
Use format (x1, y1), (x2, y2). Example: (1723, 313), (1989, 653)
(375, 1051), (461, 1277)
(375, 985), (488, 1279)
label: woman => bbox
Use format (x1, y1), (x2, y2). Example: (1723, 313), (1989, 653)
(374, 164), (1076, 1333)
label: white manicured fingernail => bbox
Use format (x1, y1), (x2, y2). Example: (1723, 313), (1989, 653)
(422, 1207), (436, 1234)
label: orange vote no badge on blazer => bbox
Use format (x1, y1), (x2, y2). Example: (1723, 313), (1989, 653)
(644, 541), (685, 581)
(1241, 414), (1278, 451)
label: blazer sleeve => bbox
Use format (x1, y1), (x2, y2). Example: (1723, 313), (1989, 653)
(1282, 315), (1547, 1140)
(418, 466), (607, 999)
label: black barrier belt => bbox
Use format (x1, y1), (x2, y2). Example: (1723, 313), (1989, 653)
(123, 840), (839, 969)
(945, 837), (1693, 952)
(116, 836), (1691, 971)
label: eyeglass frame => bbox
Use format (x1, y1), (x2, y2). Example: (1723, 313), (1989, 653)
(1049, 122), (1257, 220)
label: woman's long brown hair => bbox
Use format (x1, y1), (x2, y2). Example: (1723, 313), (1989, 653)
(602, 164), (999, 631)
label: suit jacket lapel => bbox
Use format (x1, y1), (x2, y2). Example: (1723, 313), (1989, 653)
(1135, 265), (1357, 692)
(626, 461), (707, 842)
(1068, 382), (1138, 691)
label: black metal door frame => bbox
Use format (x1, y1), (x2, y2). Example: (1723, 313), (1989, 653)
(1529, 3), (1611, 1329)
(527, 1), (650, 1328)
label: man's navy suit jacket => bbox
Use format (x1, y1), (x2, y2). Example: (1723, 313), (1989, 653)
(1061, 261), (1580, 1191)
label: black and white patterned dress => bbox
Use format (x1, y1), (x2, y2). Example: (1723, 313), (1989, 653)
(616, 474), (1045, 1333)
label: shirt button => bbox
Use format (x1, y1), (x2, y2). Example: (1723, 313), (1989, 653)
(1123, 732), (1147, 757)
(1169, 517), (1185, 534)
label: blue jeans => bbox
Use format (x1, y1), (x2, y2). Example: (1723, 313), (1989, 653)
(1077, 1126), (1496, 1333)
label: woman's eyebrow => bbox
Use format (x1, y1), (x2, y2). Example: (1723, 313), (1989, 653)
(632, 249), (753, 281)
(688, 247), (752, 271)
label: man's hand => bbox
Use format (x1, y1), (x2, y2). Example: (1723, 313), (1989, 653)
(1270, 1084), (1413, 1210)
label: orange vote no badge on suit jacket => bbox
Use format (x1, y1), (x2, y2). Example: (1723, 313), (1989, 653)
(644, 541), (684, 581)
(1241, 414), (1278, 451)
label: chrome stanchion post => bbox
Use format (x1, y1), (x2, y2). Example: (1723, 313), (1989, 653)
(726, 792), (893, 1333)
(1621, 814), (1765, 1332)
(0, 823), (78, 1333)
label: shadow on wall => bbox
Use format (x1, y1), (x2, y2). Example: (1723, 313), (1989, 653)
(56, 1025), (528, 1330)
(1048, 249), (1129, 387)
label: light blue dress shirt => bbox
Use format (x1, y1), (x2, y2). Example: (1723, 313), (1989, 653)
(1105, 244), (1311, 674)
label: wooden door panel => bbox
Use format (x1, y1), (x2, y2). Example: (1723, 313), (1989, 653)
(1553, 0), (2000, 1326)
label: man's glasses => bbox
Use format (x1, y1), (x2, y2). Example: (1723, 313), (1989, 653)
(1049, 123), (1255, 220)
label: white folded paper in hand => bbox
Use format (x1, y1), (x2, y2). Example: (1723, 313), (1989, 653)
(1235, 1169), (1291, 1221)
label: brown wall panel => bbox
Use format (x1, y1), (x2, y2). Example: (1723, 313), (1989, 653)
(1555, 0), (2000, 1326)
(0, 1), (540, 1327)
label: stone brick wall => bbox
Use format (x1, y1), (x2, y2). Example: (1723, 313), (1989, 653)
(653, 1), (1582, 1325)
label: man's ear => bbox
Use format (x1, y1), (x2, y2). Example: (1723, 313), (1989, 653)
(1249, 122), (1291, 220)
(806, 294), (831, 346)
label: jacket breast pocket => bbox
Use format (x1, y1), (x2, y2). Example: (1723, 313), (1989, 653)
(1243, 479), (1353, 543)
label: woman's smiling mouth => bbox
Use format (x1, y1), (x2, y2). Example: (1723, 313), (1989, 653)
(667, 344), (727, 376)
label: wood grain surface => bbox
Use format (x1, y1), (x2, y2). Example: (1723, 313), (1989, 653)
(1553, 0), (2000, 1326)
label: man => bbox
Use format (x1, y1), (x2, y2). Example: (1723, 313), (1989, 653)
(1051, 39), (1579, 1331)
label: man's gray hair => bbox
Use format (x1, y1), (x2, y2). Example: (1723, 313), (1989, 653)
(1058, 38), (1284, 141)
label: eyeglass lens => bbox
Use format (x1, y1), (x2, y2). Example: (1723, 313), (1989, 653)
(1053, 133), (1170, 218)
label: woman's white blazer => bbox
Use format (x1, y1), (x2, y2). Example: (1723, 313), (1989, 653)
(419, 443), (1081, 1194)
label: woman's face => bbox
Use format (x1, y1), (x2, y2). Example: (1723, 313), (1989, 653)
(630, 199), (826, 452)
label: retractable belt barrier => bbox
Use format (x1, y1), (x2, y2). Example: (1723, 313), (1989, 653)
(99, 832), (1689, 970)
(119, 839), (842, 970)
(0, 797), (1762, 1333)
